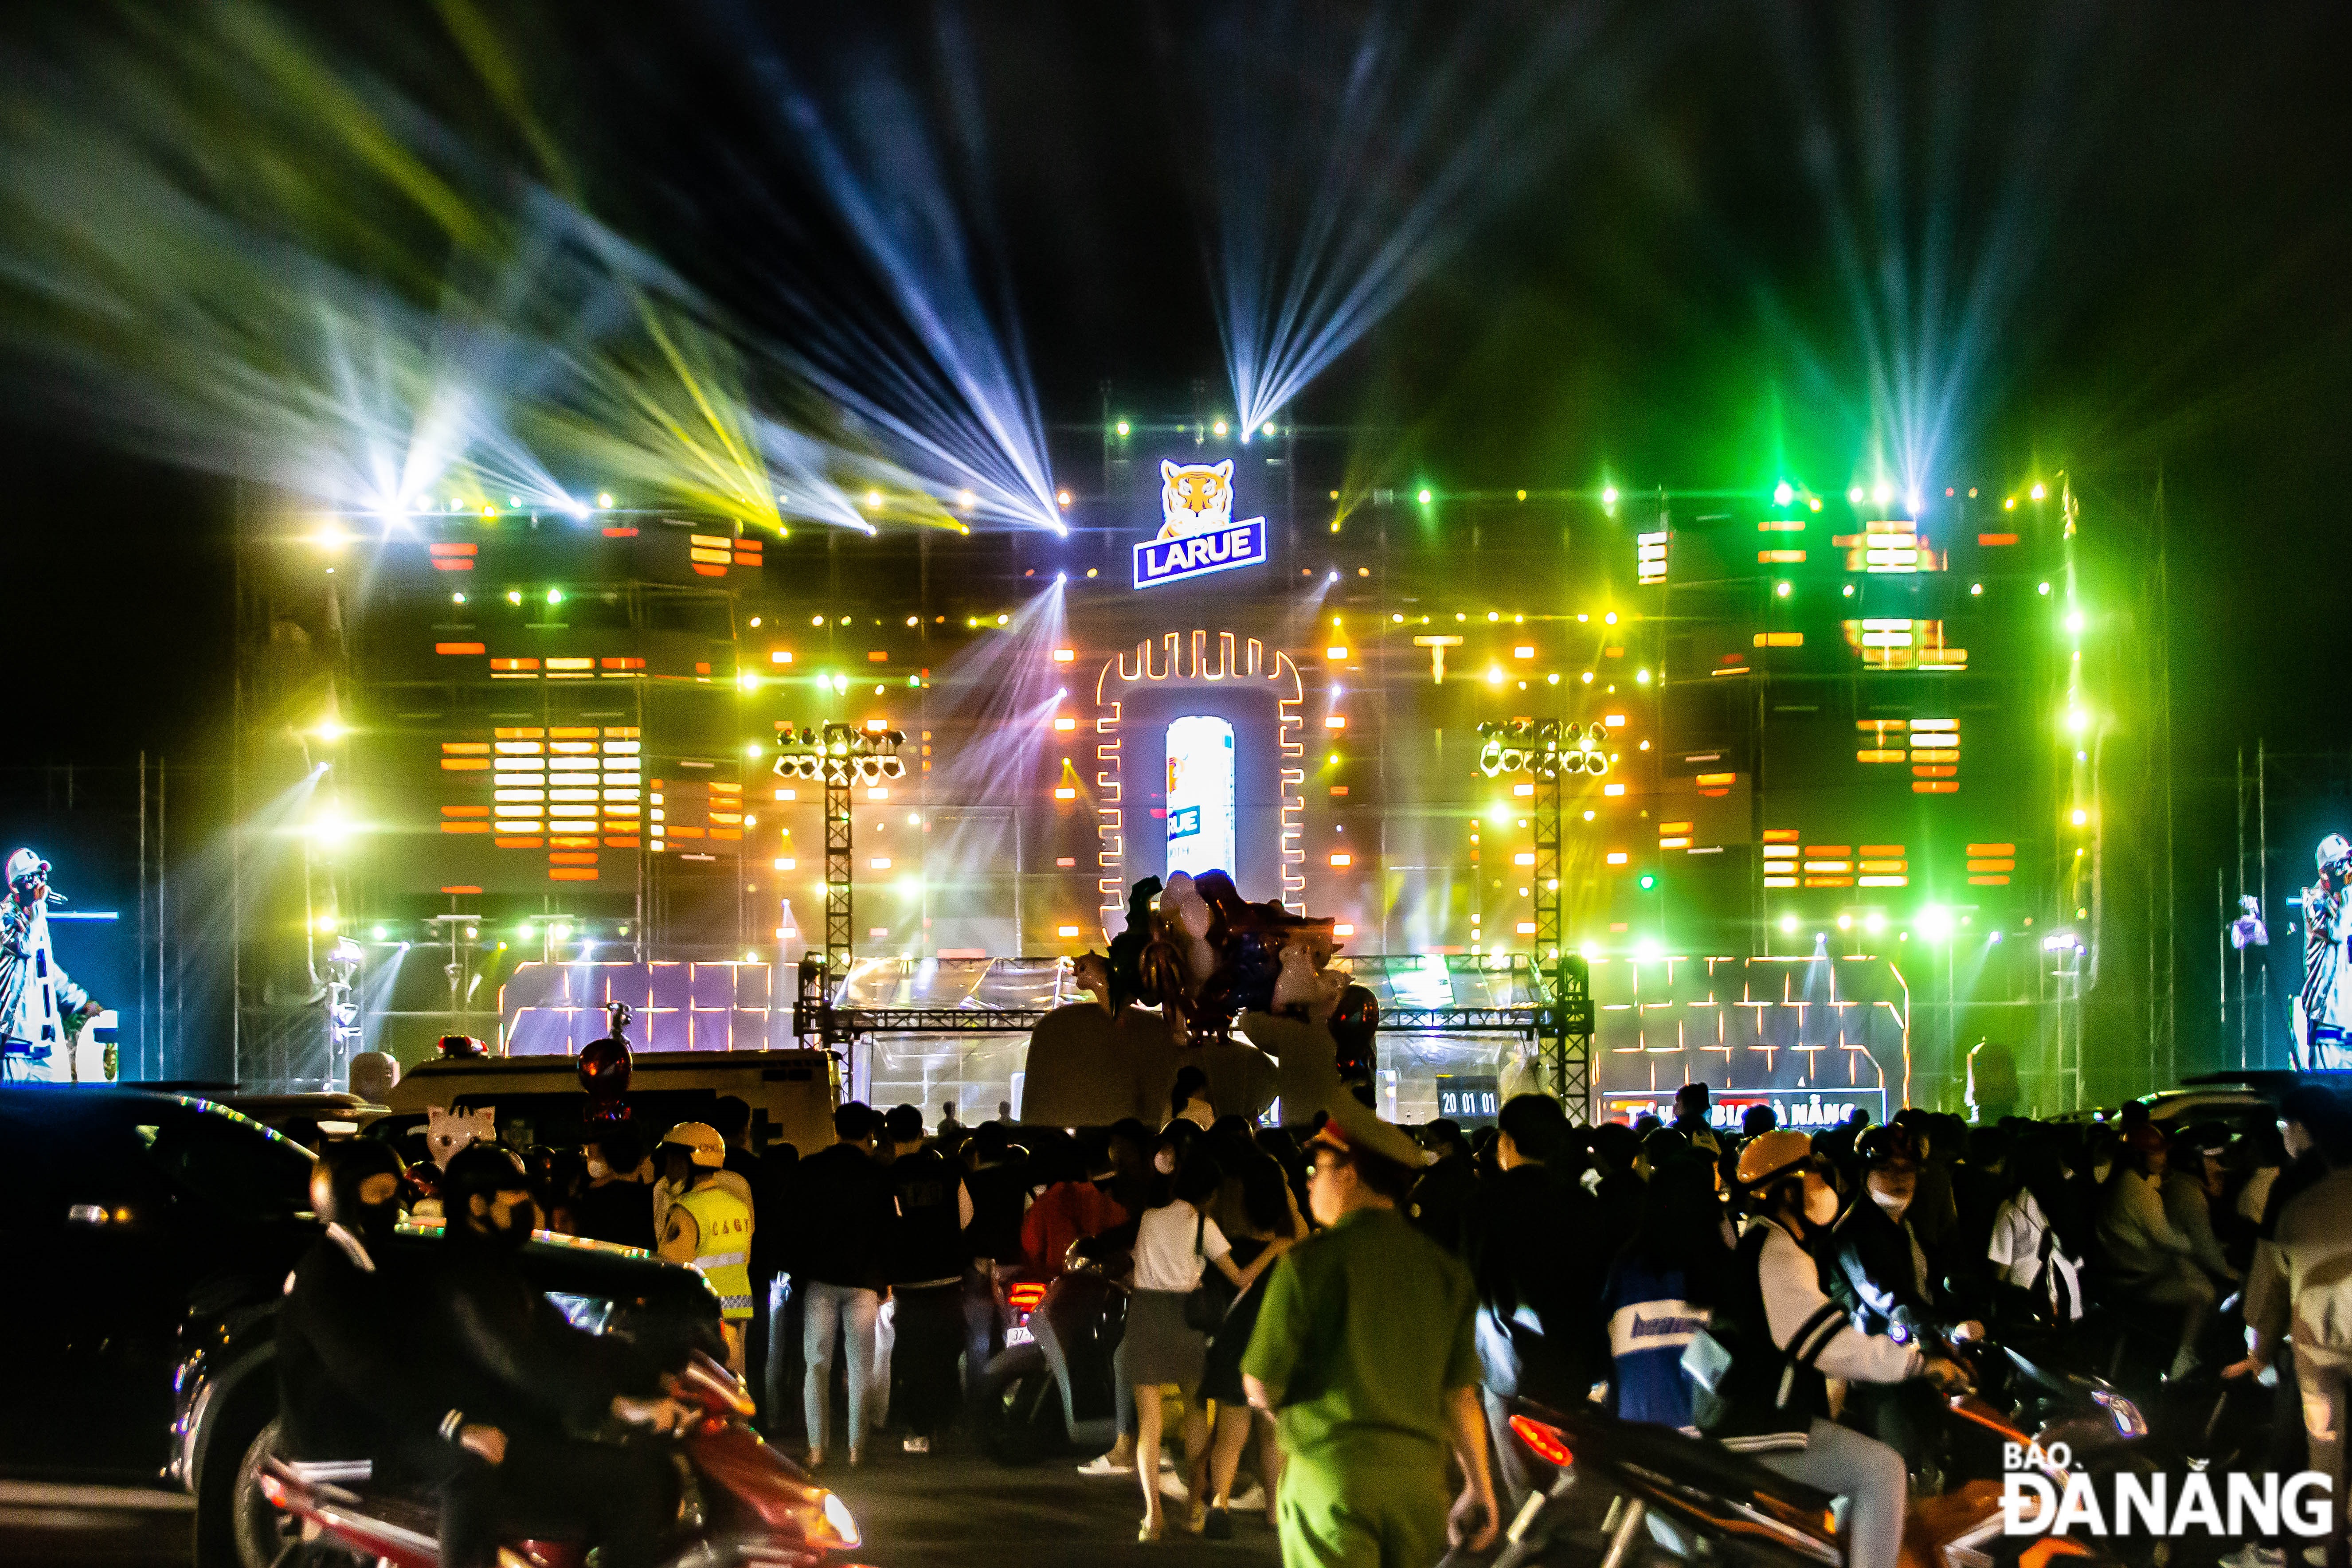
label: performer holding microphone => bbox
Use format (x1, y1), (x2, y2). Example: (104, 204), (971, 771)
(0, 848), (102, 1083)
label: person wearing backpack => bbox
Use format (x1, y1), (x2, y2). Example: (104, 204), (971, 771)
(1689, 1130), (1967, 1568)
(1984, 1136), (2088, 1327)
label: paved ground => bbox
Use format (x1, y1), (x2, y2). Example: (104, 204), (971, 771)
(0, 1445), (1282, 1568)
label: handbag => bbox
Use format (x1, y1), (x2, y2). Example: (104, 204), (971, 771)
(1183, 1212), (1236, 1332)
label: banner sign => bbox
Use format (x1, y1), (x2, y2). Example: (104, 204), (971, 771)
(1135, 459), (1268, 589)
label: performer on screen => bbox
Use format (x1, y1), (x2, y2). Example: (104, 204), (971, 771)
(0, 849), (101, 1083)
(2295, 833), (2352, 1071)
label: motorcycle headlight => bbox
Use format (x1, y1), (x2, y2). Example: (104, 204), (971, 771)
(819, 1490), (861, 1548)
(2092, 1388), (2148, 1439)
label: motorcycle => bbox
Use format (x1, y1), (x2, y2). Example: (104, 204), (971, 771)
(975, 1248), (1130, 1465)
(256, 1352), (865, 1568)
(1464, 1395), (2117, 1568)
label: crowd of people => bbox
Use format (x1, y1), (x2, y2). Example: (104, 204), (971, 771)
(297, 1068), (2352, 1568)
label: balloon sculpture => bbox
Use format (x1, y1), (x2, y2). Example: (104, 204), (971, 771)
(1099, 868), (1379, 1096)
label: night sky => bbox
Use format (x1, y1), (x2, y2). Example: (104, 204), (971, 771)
(1, 1), (2348, 1067)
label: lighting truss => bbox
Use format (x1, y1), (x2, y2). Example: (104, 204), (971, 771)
(1472, 718), (1597, 1121)
(773, 724), (911, 1002)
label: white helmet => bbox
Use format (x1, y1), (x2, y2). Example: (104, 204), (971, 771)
(2320, 834), (2352, 874)
(4, 849), (47, 888)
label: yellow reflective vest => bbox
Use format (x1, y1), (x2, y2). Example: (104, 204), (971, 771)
(672, 1182), (754, 1320)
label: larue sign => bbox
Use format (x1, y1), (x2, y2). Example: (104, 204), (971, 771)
(1134, 460), (1267, 589)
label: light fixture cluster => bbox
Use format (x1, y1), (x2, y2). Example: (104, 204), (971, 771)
(773, 724), (907, 784)
(1475, 719), (1612, 779)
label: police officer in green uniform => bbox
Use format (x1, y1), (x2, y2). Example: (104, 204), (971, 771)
(659, 1121), (755, 1376)
(1243, 1097), (1499, 1568)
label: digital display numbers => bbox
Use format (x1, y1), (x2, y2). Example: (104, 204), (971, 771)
(1433, 1073), (1501, 1126)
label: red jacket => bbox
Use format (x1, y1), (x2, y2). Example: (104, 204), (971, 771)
(1021, 1181), (1128, 1276)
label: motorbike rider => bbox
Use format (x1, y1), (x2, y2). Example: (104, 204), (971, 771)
(1698, 1130), (1967, 1568)
(278, 1141), (473, 1484)
(657, 1121), (755, 1375)
(1825, 1124), (1982, 1480)
(428, 1142), (694, 1568)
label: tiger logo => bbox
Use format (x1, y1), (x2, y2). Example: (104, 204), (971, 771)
(1158, 459), (1234, 539)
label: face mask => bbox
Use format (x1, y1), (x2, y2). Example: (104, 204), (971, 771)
(584, 1157), (611, 1181)
(1154, 1146), (1177, 1176)
(1802, 1177), (1840, 1227)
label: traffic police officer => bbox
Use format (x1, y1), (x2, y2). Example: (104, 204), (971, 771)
(1242, 1096), (1499, 1568)
(659, 1121), (755, 1374)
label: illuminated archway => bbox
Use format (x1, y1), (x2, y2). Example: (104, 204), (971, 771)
(1092, 631), (1304, 934)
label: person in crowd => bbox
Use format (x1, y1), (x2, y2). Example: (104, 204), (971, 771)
(783, 1102), (895, 1469)
(936, 1102), (968, 1154)
(2160, 1123), (2241, 1295)
(1243, 1099), (1498, 1568)
(657, 1122), (755, 1375)
(1468, 1094), (1601, 1506)
(1700, 1131), (1967, 1568)
(1128, 1151), (1290, 1539)
(2096, 1121), (2213, 1378)
(1598, 1144), (1730, 1434)
(2229, 1086), (2352, 1568)
(1954, 1126), (2012, 1272)
(1892, 1109), (1959, 1259)
(1966, 1039), (2020, 1124)
(425, 1144), (693, 1568)
(883, 1102), (971, 1455)
(2234, 1119), (2288, 1246)
(1984, 1135), (2087, 1326)
(1409, 1118), (1479, 1255)
(1741, 1102), (1779, 1138)
(1171, 1064), (1216, 1130)
(1587, 1121), (1645, 1262)
(572, 1124), (655, 1251)
(278, 1142), (456, 1487)
(710, 1096), (759, 1182)
(2220, 1085), (2352, 1568)
(1199, 1150), (1308, 1538)
(1670, 1082), (1725, 1159)
(1825, 1125), (1980, 1477)
(1023, 1137), (1129, 1279)
(961, 1120), (1030, 1398)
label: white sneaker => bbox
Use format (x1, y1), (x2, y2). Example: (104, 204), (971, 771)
(1228, 1482), (1266, 1513)
(1075, 1453), (1135, 1477)
(902, 1435), (930, 1454)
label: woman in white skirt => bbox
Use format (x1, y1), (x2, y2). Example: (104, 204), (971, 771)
(1127, 1153), (1290, 1540)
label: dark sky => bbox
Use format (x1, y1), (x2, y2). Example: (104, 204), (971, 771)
(3, 0), (2348, 927)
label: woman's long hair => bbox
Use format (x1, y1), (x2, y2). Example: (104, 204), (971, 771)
(1624, 1153), (1732, 1303)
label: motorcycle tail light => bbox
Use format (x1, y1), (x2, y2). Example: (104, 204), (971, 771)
(1007, 1283), (1048, 1312)
(1508, 1414), (1573, 1469)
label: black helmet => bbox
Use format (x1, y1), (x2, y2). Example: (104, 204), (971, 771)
(317, 1139), (405, 1238)
(440, 1142), (530, 1219)
(1854, 1124), (1919, 1172)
